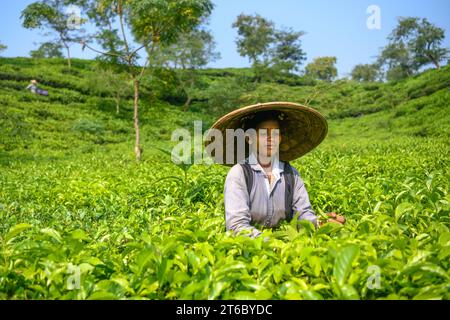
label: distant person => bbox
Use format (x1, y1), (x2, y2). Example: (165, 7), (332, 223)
(26, 79), (38, 94)
(26, 79), (48, 96)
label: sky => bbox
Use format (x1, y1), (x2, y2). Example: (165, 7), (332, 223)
(1, 0), (449, 78)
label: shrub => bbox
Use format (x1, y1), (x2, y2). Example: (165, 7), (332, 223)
(72, 119), (105, 135)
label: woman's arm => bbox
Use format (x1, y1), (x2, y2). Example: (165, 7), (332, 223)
(224, 164), (262, 238)
(290, 167), (319, 228)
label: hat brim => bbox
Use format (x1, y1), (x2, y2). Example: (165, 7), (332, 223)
(204, 102), (328, 166)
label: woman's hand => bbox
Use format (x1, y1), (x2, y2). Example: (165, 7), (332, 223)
(318, 212), (346, 227)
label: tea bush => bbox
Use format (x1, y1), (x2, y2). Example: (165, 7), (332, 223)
(0, 58), (449, 300)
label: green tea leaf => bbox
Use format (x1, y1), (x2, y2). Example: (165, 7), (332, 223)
(40, 228), (62, 243)
(333, 245), (360, 286)
(5, 223), (32, 242)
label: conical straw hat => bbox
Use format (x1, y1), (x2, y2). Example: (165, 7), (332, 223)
(204, 101), (328, 166)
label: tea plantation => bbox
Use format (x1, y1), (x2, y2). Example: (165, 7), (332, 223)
(0, 58), (449, 299)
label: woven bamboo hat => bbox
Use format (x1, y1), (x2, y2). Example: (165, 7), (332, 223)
(204, 101), (328, 166)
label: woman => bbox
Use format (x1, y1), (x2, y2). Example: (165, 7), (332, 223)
(26, 79), (38, 94)
(26, 79), (48, 96)
(205, 102), (345, 238)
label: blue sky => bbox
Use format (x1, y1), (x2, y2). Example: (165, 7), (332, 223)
(1, 0), (449, 77)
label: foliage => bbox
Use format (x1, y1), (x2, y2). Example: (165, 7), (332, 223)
(232, 13), (306, 81)
(0, 42), (7, 54)
(351, 64), (380, 83)
(232, 13), (275, 66)
(388, 17), (448, 70)
(378, 17), (449, 81)
(129, 0), (214, 45)
(81, 0), (214, 161)
(1, 127), (449, 300)
(305, 57), (338, 82)
(201, 76), (255, 115)
(270, 28), (307, 75)
(30, 42), (64, 59)
(87, 67), (131, 113)
(152, 26), (220, 110)
(0, 57), (449, 300)
(20, 0), (88, 69)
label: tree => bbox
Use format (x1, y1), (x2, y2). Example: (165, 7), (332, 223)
(84, 0), (125, 66)
(377, 42), (415, 81)
(30, 41), (64, 58)
(305, 56), (338, 82)
(270, 28), (306, 75)
(82, 0), (213, 161)
(232, 13), (275, 82)
(389, 17), (448, 70)
(153, 26), (220, 111)
(351, 63), (380, 82)
(232, 14), (307, 82)
(21, 0), (87, 70)
(377, 17), (449, 81)
(0, 42), (7, 54)
(88, 67), (130, 114)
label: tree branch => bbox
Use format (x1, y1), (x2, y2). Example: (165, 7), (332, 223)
(129, 40), (152, 59)
(137, 41), (156, 80)
(118, 0), (130, 55)
(81, 41), (124, 59)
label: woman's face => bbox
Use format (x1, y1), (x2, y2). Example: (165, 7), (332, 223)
(251, 119), (282, 158)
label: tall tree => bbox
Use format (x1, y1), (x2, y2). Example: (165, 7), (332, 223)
(154, 26), (220, 111)
(232, 14), (307, 81)
(377, 17), (449, 81)
(305, 56), (338, 82)
(21, 0), (87, 70)
(82, 0), (213, 161)
(270, 28), (306, 75)
(377, 42), (415, 81)
(351, 63), (380, 82)
(30, 41), (64, 58)
(389, 17), (448, 70)
(232, 13), (275, 82)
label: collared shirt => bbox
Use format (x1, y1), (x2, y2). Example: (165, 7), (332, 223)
(247, 152), (282, 195)
(224, 152), (318, 238)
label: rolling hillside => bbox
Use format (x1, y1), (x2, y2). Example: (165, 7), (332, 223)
(0, 57), (449, 299)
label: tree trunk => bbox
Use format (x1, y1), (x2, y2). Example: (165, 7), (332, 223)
(253, 59), (262, 83)
(133, 79), (142, 161)
(431, 58), (441, 70)
(115, 95), (120, 114)
(183, 95), (192, 112)
(63, 42), (71, 70)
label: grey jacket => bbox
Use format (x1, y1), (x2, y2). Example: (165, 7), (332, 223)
(224, 153), (318, 237)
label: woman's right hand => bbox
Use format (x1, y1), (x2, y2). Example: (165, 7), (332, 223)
(318, 212), (346, 226)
